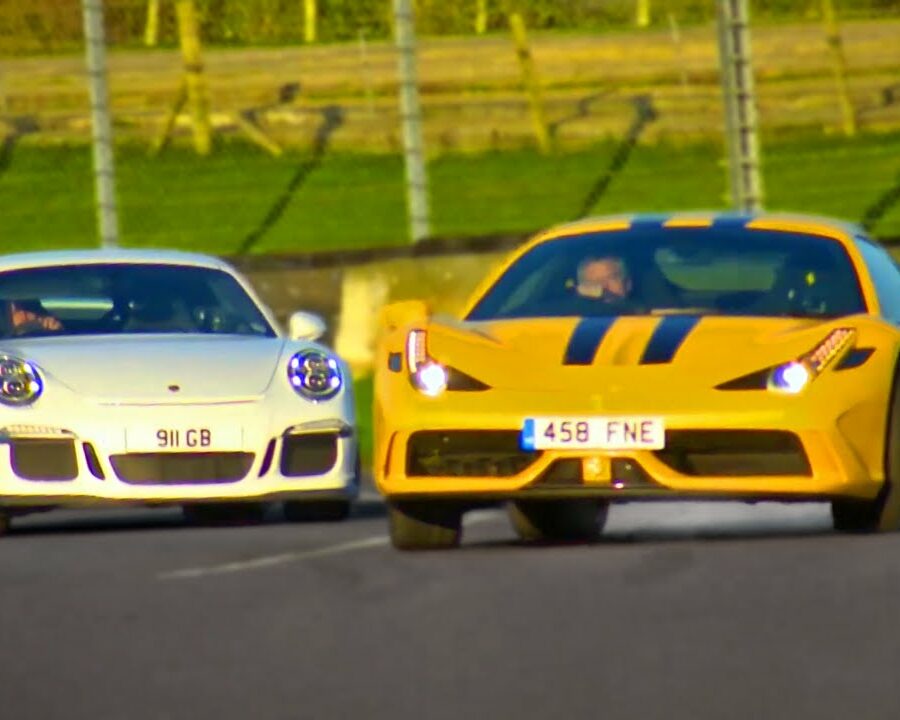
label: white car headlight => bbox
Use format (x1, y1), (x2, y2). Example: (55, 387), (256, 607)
(767, 328), (855, 395)
(413, 361), (449, 397)
(287, 350), (343, 401)
(767, 361), (811, 394)
(0, 354), (43, 406)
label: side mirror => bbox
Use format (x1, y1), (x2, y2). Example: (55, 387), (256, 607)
(288, 311), (326, 341)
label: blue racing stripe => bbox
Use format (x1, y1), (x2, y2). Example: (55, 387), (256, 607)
(563, 316), (618, 366)
(628, 215), (669, 231)
(711, 214), (754, 230)
(640, 315), (702, 365)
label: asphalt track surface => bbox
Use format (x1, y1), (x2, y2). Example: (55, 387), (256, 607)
(4, 488), (900, 720)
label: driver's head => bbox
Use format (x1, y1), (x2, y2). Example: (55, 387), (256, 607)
(576, 256), (632, 300)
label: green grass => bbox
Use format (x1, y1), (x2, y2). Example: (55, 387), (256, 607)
(2, 131), (900, 256)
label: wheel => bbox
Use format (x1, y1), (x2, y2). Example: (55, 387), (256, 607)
(388, 501), (463, 550)
(284, 499), (351, 523)
(833, 359), (900, 534)
(832, 498), (883, 533)
(509, 499), (609, 543)
(183, 502), (267, 527)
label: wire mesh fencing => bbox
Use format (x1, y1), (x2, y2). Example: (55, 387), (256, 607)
(0, 0), (899, 257)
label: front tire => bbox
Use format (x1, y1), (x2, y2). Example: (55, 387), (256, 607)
(388, 501), (463, 550)
(183, 502), (267, 527)
(833, 358), (900, 534)
(832, 498), (883, 533)
(509, 499), (609, 543)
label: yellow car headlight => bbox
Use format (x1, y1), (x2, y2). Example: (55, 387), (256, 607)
(405, 330), (489, 397)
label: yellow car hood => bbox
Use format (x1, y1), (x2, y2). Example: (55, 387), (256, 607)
(425, 314), (847, 392)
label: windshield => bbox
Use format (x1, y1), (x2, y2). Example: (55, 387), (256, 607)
(466, 228), (867, 321)
(0, 263), (276, 339)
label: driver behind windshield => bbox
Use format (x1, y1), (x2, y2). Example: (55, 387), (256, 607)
(5, 299), (63, 333)
(575, 256), (633, 302)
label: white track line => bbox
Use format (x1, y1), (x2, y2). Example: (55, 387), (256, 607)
(158, 510), (504, 581)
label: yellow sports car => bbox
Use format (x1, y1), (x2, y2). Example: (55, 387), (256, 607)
(374, 212), (900, 549)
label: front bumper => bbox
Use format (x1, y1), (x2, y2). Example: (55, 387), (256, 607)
(377, 406), (884, 503)
(0, 403), (359, 507)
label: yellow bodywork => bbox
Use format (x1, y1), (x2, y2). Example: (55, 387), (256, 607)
(373, 213), (900, 505)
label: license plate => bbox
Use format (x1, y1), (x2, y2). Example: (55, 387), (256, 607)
(521, 417), (665, 451)
(126, 426), (244, 453)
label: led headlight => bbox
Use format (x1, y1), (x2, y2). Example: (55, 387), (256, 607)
(767, 328), (855, 395)
(287, 350), (343, 401)
(414, 362), (448, 397)
(407, 330), (447, 397)
(768, 361), (811, 394)
(405, 329), (490, 397)
(0, 354), (43, 407)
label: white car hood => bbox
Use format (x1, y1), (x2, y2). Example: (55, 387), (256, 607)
(1, 335), (287, 404)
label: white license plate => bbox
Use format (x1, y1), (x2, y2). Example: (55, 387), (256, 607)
(521, 417), (665, 451)
(126, 426), (244, 453)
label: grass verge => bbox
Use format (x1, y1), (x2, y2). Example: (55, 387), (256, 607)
(2, 131), (899, 256)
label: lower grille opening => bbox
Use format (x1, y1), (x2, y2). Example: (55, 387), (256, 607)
(280, 433), (338, 477)
(11, 439), (78, 481)
(655, 430), (812, 477)
(406, 430), (540, 477)
(531, 459), (582, 487)
(529, 458), (663, 489)
(110, 452), (254, 485)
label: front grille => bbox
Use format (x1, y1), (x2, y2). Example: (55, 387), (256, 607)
(531, 459), (582, 487)
(110, 452), (254, 485)
(280, 433), (338, 477)
(406, 430), (540, 477)
(655, 430), (811, 477)
(10, 439), (78, 481)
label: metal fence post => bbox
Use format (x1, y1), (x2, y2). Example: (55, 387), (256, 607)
(144, 0), (160, 47)
(304, 0), (318, 44)
(393, 0), (431, 243)
(81, 0), (120, 248)
(509, 12), (552, 155)
(175, 0), (212, 156)
(821, 0), (857, 137)
(716, 0), (764, 213)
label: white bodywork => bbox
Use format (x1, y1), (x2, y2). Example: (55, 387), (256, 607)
(0, 249), (358, 508)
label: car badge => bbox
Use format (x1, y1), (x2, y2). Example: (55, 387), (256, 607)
(168, 384), (181, 393)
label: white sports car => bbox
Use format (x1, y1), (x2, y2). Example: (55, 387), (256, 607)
(0, 249), (359, 533)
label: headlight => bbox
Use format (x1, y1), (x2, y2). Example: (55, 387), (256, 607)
(413, 362), (448, 397)
(405, 329), (490, 397)
(0, 355), (43, 406)
(287, 350), (342, 401)
(767, 361), (811, 394)
(767, 327), (855, 395)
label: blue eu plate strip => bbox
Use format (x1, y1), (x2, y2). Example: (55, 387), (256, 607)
(521, 418), (536, 451)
